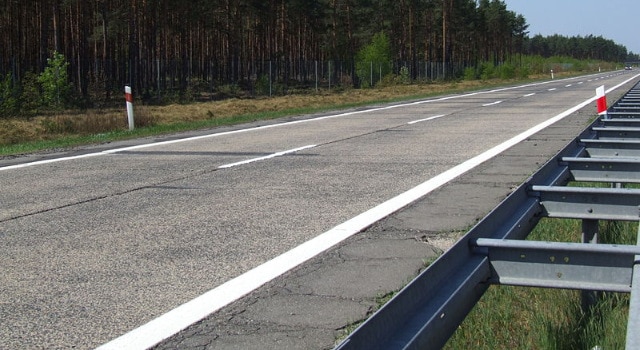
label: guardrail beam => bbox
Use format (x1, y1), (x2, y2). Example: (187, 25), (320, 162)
(607, 112), (640, 118)
(613, 106), (640, 111)
(334, 256), (491, 350)
(601, 119), (640, 128)
(561, 156), (640, 183)
(530, 185), (640, 221)
(334, 197), (543, 350)
(581, 139), (640, 158)
(472, 238), (640, 292)
(593, 126), (640, 140)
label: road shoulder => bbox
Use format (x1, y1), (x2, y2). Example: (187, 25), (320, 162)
(153, 90), (623, 350)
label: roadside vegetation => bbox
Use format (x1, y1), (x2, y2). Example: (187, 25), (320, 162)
(445, 183), (636, 349)
(0, 76), (521, 155)
(0, 48), (621, 157)
(2, 0), (636, 157)
(335, 185), (635, 349)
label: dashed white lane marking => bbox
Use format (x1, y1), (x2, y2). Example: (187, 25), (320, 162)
(2, 74), (610, 173)
(482, 100), (503, 107)
(217, 145), (317, 169)
(524, 93), (536, 97)
(97, 73), (640, 350)
(548, 88), (557, 91)
(407, 114), (446, 125)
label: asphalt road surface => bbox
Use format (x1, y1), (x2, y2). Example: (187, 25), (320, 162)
(2, 71), (639, 349)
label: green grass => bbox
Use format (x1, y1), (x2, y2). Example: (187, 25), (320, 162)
(444, 183), (636, 349)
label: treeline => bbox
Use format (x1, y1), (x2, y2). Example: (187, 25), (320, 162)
(526, 34), (630, 62)
(0, 0), (635, 109)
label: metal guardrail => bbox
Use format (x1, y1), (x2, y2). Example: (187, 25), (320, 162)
(335, 83), (640, 350)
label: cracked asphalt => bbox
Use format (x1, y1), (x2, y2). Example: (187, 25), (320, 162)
(2, 72), (637, 350)
(153, 84), (632, 350)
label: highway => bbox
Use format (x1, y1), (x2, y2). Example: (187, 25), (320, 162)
(2, 71), (639, 349)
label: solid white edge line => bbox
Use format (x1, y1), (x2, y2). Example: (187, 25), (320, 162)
(96, 72), (640, 350)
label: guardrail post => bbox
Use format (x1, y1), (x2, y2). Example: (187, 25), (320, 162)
(625, 221), (640, 349)
(582, 219), (599, 244)
(582, 219), (600, 311)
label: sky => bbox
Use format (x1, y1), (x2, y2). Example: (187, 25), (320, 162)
(502, 0), (640, 54)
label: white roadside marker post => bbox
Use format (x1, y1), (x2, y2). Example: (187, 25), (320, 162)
(125, 85), (135, 130)
(596, 85), (608, 119)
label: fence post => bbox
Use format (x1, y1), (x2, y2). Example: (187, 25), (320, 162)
(269, 60), (272, 97)
(370, 61), (373, 87)
(328, 61), (331, 90)
(156, 59), (161, 100)
(125, 85), (135, 130)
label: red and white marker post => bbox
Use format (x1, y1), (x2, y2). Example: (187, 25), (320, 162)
(596, 85), (608, 119)
(125, 85), (135, 130)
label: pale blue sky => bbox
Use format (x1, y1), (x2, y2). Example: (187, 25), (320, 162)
(503, 0), (640, 54)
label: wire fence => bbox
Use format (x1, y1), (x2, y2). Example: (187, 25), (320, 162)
(1, 58), (469, 102)
(118, 59), (467, 100)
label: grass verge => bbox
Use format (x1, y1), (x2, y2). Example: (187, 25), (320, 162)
(444, 183), (636, 349)
(0, 73), (579, 157)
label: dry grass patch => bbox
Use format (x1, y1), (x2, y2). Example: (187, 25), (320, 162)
(0, 76), (570, 151)
(148, 81), (492, 125)
(0, 119), (42, 144)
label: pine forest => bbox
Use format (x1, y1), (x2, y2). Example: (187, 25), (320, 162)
(0, 0), (635, 108)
